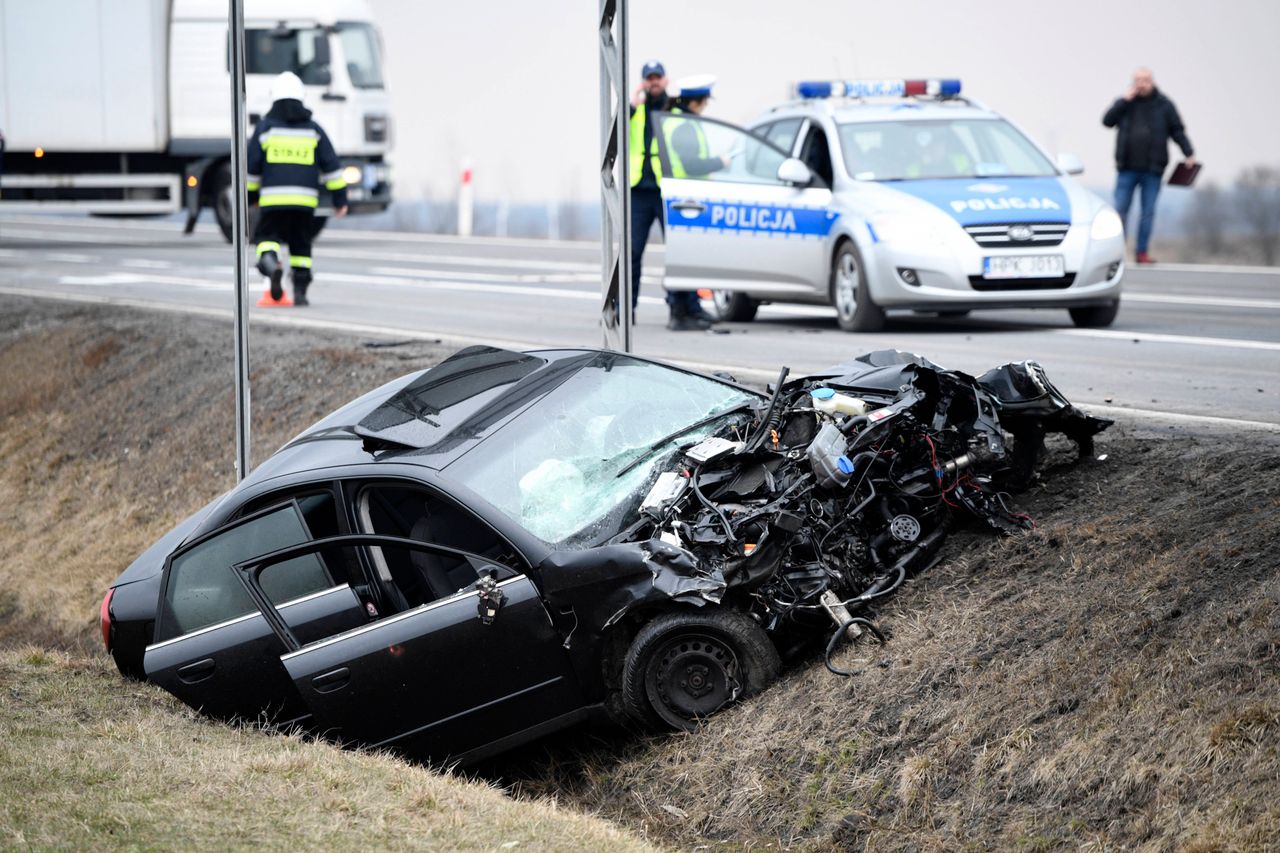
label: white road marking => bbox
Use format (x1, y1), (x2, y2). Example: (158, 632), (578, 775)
(0, 227), (153, 244)
(1054, 327), (1280, 352)
(56, 273), (228, 290)
(327, 246), (599, 273)
(1123, 292), (1280, 310)
(6, 283), (1275, 432)
(45, 252), (94, 263)
(1130, 262), (1280, 276)
(121, 258), (174, 269)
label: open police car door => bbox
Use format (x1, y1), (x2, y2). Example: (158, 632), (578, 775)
(652, 112), (834, 297)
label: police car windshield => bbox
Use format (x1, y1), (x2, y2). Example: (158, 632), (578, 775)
(838, 118), (1056, 181)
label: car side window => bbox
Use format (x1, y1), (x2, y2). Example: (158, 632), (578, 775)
(157, 499), (336, 641)
(356, 482), (525, 608)
(758, 118), (803, 155)
(798, 124), (835, 187)
(654, 113), (789, 186)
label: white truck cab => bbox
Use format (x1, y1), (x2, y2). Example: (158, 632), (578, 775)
(0, 0), (393, 240)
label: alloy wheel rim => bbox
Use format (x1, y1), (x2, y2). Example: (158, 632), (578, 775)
(836, 253), (858, 319)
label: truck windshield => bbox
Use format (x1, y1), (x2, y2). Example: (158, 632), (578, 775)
(246, 27), (331, 87)
(838, 118), (1057, 181)
(337, 23), (384, 89)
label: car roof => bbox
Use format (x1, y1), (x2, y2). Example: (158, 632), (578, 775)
(233, 345), (762, 496)
(758, 98), (999, 126)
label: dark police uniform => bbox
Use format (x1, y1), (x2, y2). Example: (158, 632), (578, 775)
(246, 97), (347, 304)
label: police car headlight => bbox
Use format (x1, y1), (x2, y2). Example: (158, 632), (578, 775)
(1091, 208), (1123, 240)
(870, 212), (942, 245)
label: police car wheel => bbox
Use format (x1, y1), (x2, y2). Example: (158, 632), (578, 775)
(1069, 300), (1120, 328)
(831, 243), (884, 332)
(712, 291), (758, 323)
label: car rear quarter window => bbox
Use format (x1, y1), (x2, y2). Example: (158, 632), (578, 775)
(158, 501), (334, 640)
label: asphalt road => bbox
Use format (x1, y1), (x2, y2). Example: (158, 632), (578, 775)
(2, 213), (1278, 426)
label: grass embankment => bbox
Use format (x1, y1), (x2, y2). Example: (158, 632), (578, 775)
(0, 296), (652, 851)
(517, 430), (1280, 850)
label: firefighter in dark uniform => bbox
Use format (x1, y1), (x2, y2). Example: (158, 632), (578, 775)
(247, 72), (348, 306)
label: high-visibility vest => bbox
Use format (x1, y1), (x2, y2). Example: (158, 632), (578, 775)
(661, 107), (709, 180)
(628, 103), (663, 188)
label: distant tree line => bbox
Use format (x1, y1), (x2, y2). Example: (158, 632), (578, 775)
(1184, 165), (1280, 265)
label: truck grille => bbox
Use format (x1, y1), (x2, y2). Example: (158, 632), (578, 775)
(964, 222), (1070, 248)
(969, 274), (1076, 291)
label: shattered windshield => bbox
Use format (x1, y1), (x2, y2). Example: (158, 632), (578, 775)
(448, 355), (756, 547)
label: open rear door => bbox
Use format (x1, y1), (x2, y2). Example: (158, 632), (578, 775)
(653, 111), (836, 296)
(236, 535), (582, 762)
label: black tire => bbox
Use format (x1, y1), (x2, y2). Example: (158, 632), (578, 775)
(711, 290), (759, 322)
(213, 163), (259, 243)
(1069, 300), (1120, 328)
(831, 241), (884, 332)
(621, 610), (781, 732)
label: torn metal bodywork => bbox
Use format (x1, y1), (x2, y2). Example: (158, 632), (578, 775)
(543, 349), (1112, 673)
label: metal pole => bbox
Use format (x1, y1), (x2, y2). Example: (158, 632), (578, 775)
(227, 0), (251, 480)
(598, 0), (631, 352)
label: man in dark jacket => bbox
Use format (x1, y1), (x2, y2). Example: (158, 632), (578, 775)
(1102, 68), (1195, 263)
(247, 72), (348, 306)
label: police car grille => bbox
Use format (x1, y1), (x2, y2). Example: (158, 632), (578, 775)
(964, 222), (1070, 248)
(969, 274), (1076, 291)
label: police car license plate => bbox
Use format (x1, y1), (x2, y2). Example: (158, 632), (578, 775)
(983, 255), (1065, 279)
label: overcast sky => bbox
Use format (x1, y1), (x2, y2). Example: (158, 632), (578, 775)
(369, 0), (1279, 202)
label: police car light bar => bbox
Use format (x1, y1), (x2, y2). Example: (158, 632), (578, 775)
(796, 79), (962, 99)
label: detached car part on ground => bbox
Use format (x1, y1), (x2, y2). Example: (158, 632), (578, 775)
(103, 346), (1108, 762)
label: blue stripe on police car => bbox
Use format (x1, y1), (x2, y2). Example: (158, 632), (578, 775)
(666, 200), (839, 237)
(885, 177), (1072, 226)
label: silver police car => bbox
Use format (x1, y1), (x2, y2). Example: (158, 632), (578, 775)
(649, 79), (1125, 331)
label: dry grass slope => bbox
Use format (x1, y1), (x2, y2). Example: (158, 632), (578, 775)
(516, 434), (1280, 850)
(0, 296), (654, 852)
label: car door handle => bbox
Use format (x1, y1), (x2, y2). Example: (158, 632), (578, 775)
(311, 667), (351, 693)
(321, 92), (347, 102)
(176, 658), (215, 684)
(671, 201), (706, 213)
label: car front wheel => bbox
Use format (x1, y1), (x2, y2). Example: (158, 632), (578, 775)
(712, 290), (759, 322)
(621, 610), (780, 731)
(831, 242), (884, 332)
(1069, 300), (1120, 328)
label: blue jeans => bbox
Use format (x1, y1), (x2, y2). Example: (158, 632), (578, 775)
(1114, 170), (1162, 254)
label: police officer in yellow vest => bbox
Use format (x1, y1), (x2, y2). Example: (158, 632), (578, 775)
(662, 75), (729, 330)
(628, 60), (669, 317)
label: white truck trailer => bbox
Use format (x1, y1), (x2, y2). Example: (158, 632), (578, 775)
(0, 0), (392, 240)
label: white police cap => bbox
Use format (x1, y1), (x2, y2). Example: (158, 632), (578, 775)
(675, 74), (716, 99)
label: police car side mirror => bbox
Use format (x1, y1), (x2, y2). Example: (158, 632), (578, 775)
(777, 158), (813, 186)
(1056, 153), (1085, 175)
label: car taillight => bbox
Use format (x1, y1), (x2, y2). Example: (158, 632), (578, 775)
(100, 588), (114, 652)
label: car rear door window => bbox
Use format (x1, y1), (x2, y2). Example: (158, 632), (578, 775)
(159, 500), (335, 640)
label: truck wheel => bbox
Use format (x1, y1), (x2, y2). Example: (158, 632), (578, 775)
(831, 242), (884, 332)
(711, 291), (759, 322)
(621, 610), (780, 731)
(212, 165), (259, 243)
(1069, 300), (1120, 328)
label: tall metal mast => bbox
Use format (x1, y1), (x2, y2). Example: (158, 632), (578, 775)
(598, 0), (632, 352)
(227, 0), (252, 480)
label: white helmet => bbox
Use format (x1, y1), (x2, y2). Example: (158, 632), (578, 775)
(270, 71), (305, 104)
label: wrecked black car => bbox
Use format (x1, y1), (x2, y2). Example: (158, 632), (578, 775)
(103, 345), (1108, 762)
